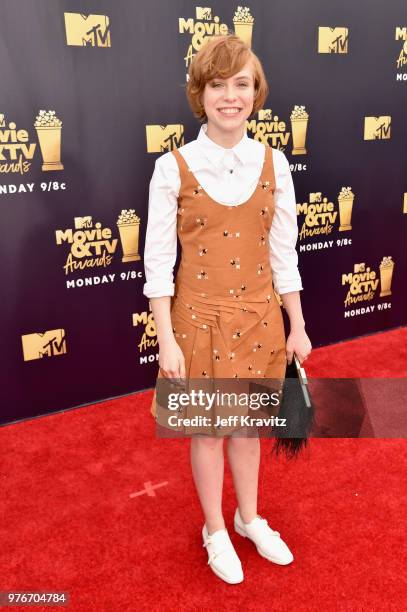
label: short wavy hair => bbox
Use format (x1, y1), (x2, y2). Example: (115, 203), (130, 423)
(186, 34), (268, 123)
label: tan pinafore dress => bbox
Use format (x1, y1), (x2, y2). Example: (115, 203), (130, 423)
(150, 144), (287, 436)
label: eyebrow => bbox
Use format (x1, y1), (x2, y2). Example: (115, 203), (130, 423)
(212, 75), (252, 81)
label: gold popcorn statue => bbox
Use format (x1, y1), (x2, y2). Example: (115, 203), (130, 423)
(338, 186), (355, 231)
(117, 209), (141, 262)
(290, 105), (309, 155)
(233, 6), (254, 48)
(379, 256), (394, 297)
(34, 110), (64, 171)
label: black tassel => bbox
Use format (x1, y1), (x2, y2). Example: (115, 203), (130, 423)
(271, 436), (309, 460)
(270, 358), (315, 461)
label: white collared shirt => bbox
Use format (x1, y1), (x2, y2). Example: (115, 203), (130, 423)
(143, 123), (303, 297)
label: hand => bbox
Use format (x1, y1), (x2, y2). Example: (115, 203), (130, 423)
(286, 327), (312, 365)
(158, 338), (186, 386)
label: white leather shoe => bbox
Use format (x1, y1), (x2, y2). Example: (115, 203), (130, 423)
(234, 508), (294, 565)
(202, 524), (244, 584)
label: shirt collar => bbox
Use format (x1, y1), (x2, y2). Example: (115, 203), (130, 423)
(196, 122), (252, 167)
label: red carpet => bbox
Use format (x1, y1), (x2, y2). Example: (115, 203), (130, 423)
(304, 326), (407, 378)
(0, 327), (406, 611)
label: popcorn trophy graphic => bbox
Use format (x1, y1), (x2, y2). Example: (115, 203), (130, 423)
(290, 105), (309, 155)
(34, 110), (64, 171)
(233, 6), (254, 48)
(117, 209), (141, 262)
(379, 256), (394, 297)
(338, 186), (355, 231)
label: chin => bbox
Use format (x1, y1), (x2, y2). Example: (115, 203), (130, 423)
(210, 114), (249, 129)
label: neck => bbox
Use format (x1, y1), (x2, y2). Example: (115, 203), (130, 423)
(205, 122), (245, 149)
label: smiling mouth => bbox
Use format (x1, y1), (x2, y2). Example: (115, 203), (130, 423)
(217, 108), (242, 115)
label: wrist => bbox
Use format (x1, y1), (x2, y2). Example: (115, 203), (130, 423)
(290, 320), (305, 332)
(158, 331), (176, 345)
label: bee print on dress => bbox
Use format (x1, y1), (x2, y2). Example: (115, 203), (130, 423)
(173, 326), (188, 340)
(174, 332), (188, 339)
(193, 185), (204, 196)
(196, 217), (208, 228)
(197, 269), (208, 280)
(232, 329), (242, 339)
(223, 230), (240, 238)
(230, 257), (241, 269)
(260, 207), (269, 216)
(257, 263), (265, 275)
(213, 349), (221, 361)
(198, 244), (208, 256)
(229, 285), (246, 297)
(259, 180), (271, 191)
(259, 235), (266, 246)
(253, 341), (263, 352)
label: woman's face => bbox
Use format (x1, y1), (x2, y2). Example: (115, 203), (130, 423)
(202, 60), (255, 132)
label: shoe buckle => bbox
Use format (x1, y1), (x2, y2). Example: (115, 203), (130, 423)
(207, 547), (226, 565)
(260, 517), (280, 537)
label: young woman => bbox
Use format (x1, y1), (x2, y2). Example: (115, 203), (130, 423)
(143, 34), (312, 584)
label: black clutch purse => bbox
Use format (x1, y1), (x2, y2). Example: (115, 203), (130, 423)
(271, 353), (315, 460)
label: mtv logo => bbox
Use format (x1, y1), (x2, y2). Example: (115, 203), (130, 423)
(258, 109), (272, 120)
(64, 13), (111, 47)
(309, 192), (322, 203)
(318, 27), (349, 53)
(364, 116), (391, 140)
(74, 216), (93, 229)
(354, 263), (366, 274)
(146, 125), (184, 153)
(21, 329), (66, 361)
(196, 7), (212, 20)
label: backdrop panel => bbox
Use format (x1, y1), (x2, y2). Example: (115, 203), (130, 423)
(0, 0), (405, 424)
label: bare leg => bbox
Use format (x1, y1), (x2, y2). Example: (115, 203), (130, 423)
(226, 434), (260, 523)
(190, 436), (225, 534)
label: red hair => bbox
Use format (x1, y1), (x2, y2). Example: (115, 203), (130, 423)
(186, 35), (268, 122)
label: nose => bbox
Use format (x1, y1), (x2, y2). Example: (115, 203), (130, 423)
(223, 85), (238, 101)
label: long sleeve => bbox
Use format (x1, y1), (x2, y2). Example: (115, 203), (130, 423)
(269, 150), (303, 294)
(142, 153), (180, 298)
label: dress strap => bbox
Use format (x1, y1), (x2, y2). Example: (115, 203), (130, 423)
(171, 147), (189, 177)
(261, 145), (276, 193)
